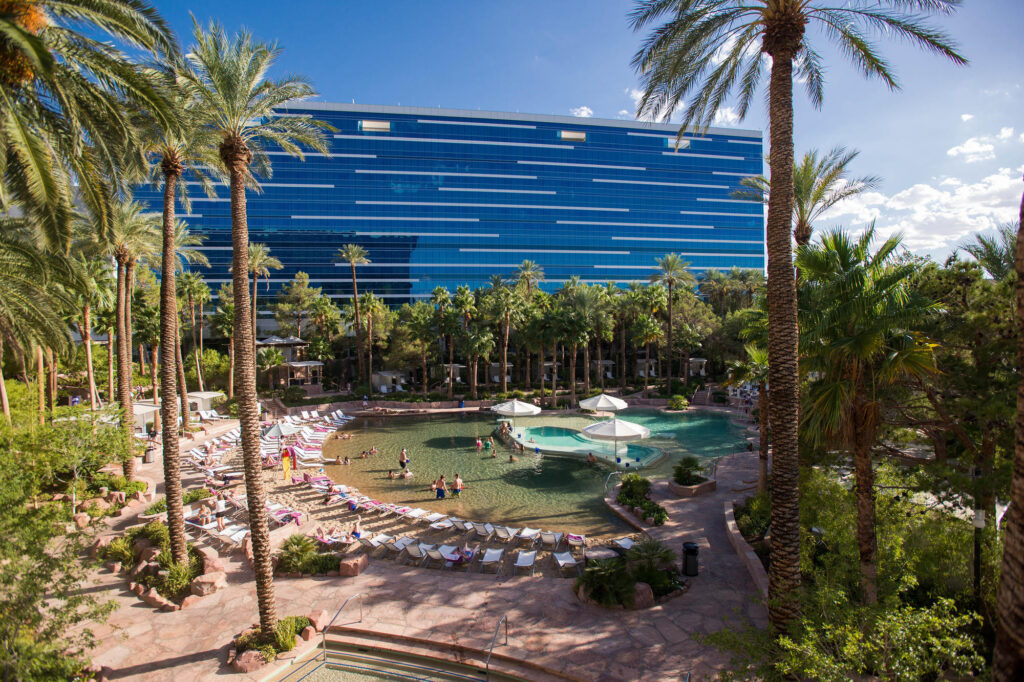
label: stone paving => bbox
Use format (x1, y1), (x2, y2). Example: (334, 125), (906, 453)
(84, 419), (767, 681)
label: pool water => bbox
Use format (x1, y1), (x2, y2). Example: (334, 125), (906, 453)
(511, 425), (662, 468)
(321, 408), (748, 537)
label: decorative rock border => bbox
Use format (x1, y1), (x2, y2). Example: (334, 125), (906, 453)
(603, 484), (661, 529)
(723, 501), (768, 598)
(575, 580), (689, 610)
(667, 478), (717, 497)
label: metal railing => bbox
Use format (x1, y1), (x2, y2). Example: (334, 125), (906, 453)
(321, 592), (363, 660)
(484, 614), (509, 679)
(604, 470), (623, 492)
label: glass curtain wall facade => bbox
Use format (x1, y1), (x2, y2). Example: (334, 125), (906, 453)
(136, 103), (764, 307)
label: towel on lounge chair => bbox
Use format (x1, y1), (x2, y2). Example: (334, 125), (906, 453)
(566, 533), (585, 548)
(494, 526), (520, 542)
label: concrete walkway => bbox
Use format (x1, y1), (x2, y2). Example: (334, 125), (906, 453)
(85, 427), (766, 681)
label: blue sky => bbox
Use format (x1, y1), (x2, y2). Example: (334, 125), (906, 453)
(153, 0), (1023, 259)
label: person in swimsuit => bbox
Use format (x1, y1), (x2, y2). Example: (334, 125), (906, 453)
(476, 438), (483, 450)
(369, 446), (378, 455)
(388, 470), (396, 479)
(587, 453), (597, 464)
(452, 474), (463, 496)
(399, 450), (409, 469)
(435, 475), (447, 500)
(352, 516), (362, 539)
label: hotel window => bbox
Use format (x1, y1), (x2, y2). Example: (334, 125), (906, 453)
(559, 130), (586, 142)
(359, 120), (391, 133)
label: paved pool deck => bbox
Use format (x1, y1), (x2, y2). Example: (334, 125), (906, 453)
(84, 422), (767, 681)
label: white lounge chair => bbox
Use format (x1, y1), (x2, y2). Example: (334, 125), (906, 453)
(421, 512), (447, 525)
(613, 537), (635, 552)
(401, 543), (435, 565)
(513, 550), (536, 576)
(540, 531), (564, 551)
(553, 552), (581, 576)
(518, 527), (541, 546)
(358, 534), (392, 555)
(566, 533), (586, 551)
(383, 536), (416, 557)
(423, 545), (458, 569)
(479, 548), (504, 575)
(493, 526), (520, 543)
(472, 522), (495, 541)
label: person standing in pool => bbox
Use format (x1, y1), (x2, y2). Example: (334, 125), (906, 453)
(435, 475), (447, 499)
(399, 449), (409, 470)
(452, 473), (463, 496)
(483, 438), (492, 452)
(475, 437), (483, 450)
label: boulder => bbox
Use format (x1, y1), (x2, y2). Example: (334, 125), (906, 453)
(132, 538), (153, 561)
(128, 561), (150, 579)
(106, 561), (122, 574)
(89, 535), (112, 559)
(307, 609), (330, 632)
(338, 554), (368, 577)
(300, 625), (316, 641)
(190, 571), (227, 596)
(88, 498), (111, 512)
(159, 602), (178, 612)
(231, 650), (267, 674)
(632, 582), (656, 610)
(131, 490), (146, 502)
(106, 491), (126, 505)
(131, 583), (145, 596)
(225, 648), (237, 666)
(141, 587), (166, 608)
(202, 556), (225, 574)
(52, 493), (69, 502)
(140, 547), (162, 563)
(180, 594), (202, 609)
(73, 513), (90, 529)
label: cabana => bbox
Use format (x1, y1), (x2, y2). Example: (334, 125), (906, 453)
(132, 402), (160, 434)
(372, 370), (408, 393)
(272, 361), (324, 389)
(257, 335), (309, 362)
(187, 390), (225, 413)
(441, 363), (466, 385)
(689, 358), (708, 377)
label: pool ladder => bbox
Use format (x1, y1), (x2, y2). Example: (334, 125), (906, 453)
(604, 471), (623, 492)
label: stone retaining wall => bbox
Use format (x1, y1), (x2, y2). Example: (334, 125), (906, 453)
(723, 501), (768, 598)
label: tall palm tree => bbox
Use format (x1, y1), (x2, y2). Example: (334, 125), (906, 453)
(184, 20), (332, 638)
(993, 193), (1024, 678)
(247, 243), (283, 352)
(726, 344), (769, 493)
(404, 301), (435, 395)
(961, 221), (1017, 281)
(0, 0), (177, 251)
(798, 228), (936, 604)
(210, 303), (235, 399)
(632, 313), (662, 398)
(337, 244), (369, 384)
(490, 284), (519, 394)
(630, 0), (964, 632)
(431, 287), (456, 399)
(650, 253), (694, 393)
(515, 259), (544, 294)
(177, 271), (209, 391)
(736, 147), (881, 246)
(463, 324), (494, 400)
(70, 255), (115, 411)
(360, 293), (387, 381)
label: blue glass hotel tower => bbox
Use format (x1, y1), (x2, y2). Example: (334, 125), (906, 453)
(136, 104), (764, 308)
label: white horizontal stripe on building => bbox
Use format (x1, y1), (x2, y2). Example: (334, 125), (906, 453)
(518, 160), (646, 171)
(184, 181), (334, 189)
(355, 169), (537, 179)
(557, 220), (712, 229)
(327, 293), (434, 299)
(265, 151), (376, 158)
(438, 187), (555, 195)
(416, 119), (536, 130)
(261, 278), (421, 283)
(354, 232), (500, 238)
(728, 139), (762, 145)
(193, 246), (234, 250)
(713, 171), (759, 177)
(355, 201), (628, 212)
(189, 197), (230, 202)
(340, 263), (524, 268)
(610, 236), (763, 244)
(594, 265), (720, 270)
(459, 248), (630, 255)
(628, 132), (710, 142)
(593, 178), (727, 189)
(290, 215), (480, 222)
(178, 214), (202, 218)
(696, 197), (762, 204)
(680, 210), (761, 217)
(334, 134), (573, 150)
(663, 152), (745, 160)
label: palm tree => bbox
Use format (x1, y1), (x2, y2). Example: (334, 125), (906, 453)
(70, 256), (115, 410)
(168, 221), (208, 430)
(630, 0), (964, 632)
(515, 259), (544, 294)
(257, 346), (284, 390)
(961, 221), (1017, 281)
(309, 296), (340, 338)
(736, 147), (881, 246)
(650, 253), (694, 393)
(993, 193), (1024, 678)
(184, 21), (332, 638)
(177, 271), (210, 391)
(403, 301), (435, 395)
(462, 325), (495, 400)
(247, 243), (283, 352)
(490, 284), (519, 394)
(210, 303), (235, 399)
(337, 244), (369, 384)
(798, 228), (936, 604)
(726, 344), (769, 493)
(0, 0), (177, 251)
(431, 287), (456, 398)
(632, 313), (662, 398)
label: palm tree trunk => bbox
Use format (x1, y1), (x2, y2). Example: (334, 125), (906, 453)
(227, 336), (234, 399)
(538, 341), (545, 404)
(159, 160), (187, 565)
(82, 304), (97, 410)
(138, 343), (146, 377)
(570, 344), (578, 406)
(175, 322), (190, 429)
(584, 341), (592, 395)
(115, 258), (135, 478)
(366, 317), (373, 382)
(597, 339), (604, 391)
(666, 285), (674, 392)
(619, 321), (626, 385)
(447, 336), (454, 400)
(758, 383), (769, 494)
(501, 315), (510, 394)
(525, 348), (531, 390)
(421, 350), (428, 396)
(992, 188), (1024, 679)
(223, 137), (277, 637)
(35, 344), (44, 426)
(251, 274), (258, 356)
(151, 344), (159, 408)
(190, 300), (204, 392)
(0, 338), (9, 425)
(126, 261), (136, 397)
(551, 342), (559, 408)
(763, 41), (802, 632)
(47, 346), (56, 416)
(853, 407), (879, 605)
(643, 343), (650, 397)
(470, 355), (478, 399)
(107, 326), (114, 405)
(350, 261), (365, 385)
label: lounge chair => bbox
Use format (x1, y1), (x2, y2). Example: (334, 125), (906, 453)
(513, 550), (537, 576)
(402, 508), (428, 521)
(421, 512), (447, 525)
(553, 552), (582, 576)
(472, 522), (495, 541)
(540, 531), (564, 551)
(401, 543), (434, 565)
(479, 548), (504, 575)
(383, 536), (416, 556)
(358, 533), (393, 555)
(518, 527), (541, 546)
(423, 545), (458, 569)
(613, 537), (635, 552)
(566, 533), (586, 551)
(494, 526), (520, 543)
(429, 518), (456, 531)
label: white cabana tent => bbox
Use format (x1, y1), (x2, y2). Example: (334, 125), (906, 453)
(133, 402), (160, 434)
(579, 393), (628, 412)
(187, 390), (224, 413)
(492, 399), (541, 429)
(582, 417), (650, 463)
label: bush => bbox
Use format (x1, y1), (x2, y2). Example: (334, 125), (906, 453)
(576, 559), (635, 607)
(735, 491), (770, 539)
(712, 390), (729, 404)
(616, 473), (668, 525)
(668, 395), (689, 410)
(673, 456), (706, 486)
(277, 534), (318, 573)
(619, 473), (651, 501)
(102, 536), (134, 566)
(146, 488), (212, 515)
(626, 537), (679, 596)
(281, 386), (308, 405)
(236, 615), (313, 662)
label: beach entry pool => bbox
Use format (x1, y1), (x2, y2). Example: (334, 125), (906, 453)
(509, 424), (662, 469)
(320, 408), (748, 538)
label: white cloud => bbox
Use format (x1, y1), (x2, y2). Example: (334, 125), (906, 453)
(1020, 132), (1024, 143)
(961, 114), (974, 122)
(819, 166), (1023, 253)
(947, 137), (996, 163)
(570, 105), (593, 118)
(998, 126), (1015, 140)
(617, 109), (631, 119)
(712, 107), (741, 127)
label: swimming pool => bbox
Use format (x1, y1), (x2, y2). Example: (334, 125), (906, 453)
(510, 425), (662, 468)
(321, 408), (748, 537)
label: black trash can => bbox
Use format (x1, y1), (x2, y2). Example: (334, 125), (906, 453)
(682, 542), (699, 577)
(458, 400), (465, 408)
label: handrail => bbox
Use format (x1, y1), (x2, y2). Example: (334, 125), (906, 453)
(321, 593), (363, 664)
(484, 614), (509, 679)
(604, 470), (623, 492)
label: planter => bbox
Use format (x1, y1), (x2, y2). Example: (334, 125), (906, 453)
(724, 501), (768, 598)
(667, 478), (716, 498)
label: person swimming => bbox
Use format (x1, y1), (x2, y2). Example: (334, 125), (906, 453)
(388, 470), (396, 479)
(509, 454), (519, 462)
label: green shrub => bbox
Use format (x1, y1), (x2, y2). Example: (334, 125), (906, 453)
(236, 615), (313, 662)
(101, 536), (135, 566)
(619, 473), (651, 501)
(712, 390), (729, 404)
(146, 487), (211, 515)
(576, 559), (635, 607)
(668, 395), (689, 410)
(735, 492), (770, 539)
(281, 386), (307, 404)
(673, 456), (705, 486)
(277, 534), (318, 573)
(310, 553), (341, 574)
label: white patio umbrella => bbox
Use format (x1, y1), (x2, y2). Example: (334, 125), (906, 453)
(578, 393), (628, 412)
(582, 417), (650, 465)
(492, 399), (541, 429)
